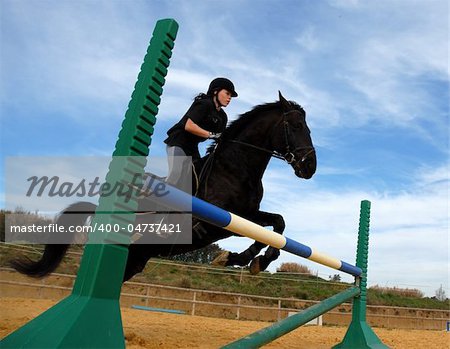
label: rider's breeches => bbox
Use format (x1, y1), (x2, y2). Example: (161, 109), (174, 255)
(166, 145), (192, 193)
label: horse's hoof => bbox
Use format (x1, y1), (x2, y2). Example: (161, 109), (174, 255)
(249, 257), (261, 275)
(211, 251), (230, 266)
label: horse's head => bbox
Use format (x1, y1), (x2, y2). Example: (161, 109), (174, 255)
(272, 92), (317, 179)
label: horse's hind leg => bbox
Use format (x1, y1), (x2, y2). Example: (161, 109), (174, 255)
(123, 244), (152, 282)
(124, 234), (213, 282)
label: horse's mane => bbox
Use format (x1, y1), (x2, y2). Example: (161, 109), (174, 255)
(206, 100), (302, 155)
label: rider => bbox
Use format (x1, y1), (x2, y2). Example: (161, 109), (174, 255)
(163, 77), (238, 191)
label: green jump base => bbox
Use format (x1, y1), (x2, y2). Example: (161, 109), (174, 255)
(1, 244), (128, 349)
(1, 295), (124, 349)
(332, 321), (390, 349)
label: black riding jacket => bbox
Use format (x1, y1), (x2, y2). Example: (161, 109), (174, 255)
(164, 96), (227, 159)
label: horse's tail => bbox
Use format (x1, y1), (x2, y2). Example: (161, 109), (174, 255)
(10, 202), (97, 277)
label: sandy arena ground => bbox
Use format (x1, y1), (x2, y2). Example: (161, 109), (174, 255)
(1, 298), (448, 348)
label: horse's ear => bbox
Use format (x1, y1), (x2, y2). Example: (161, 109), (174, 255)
(278, 91), (290, 112)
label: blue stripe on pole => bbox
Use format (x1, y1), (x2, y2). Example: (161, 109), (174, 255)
(283, 237), (313, 258)
(339, 261), (362, 277)
(145, 177), (192, 211)
(192, 196), (231, 227)
(145, 176), (231, 226)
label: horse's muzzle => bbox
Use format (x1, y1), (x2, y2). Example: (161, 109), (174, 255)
(293, 150), (316, 179)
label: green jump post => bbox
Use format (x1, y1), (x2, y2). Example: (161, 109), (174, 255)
(222, 200), (389, 349)
(333, 200), (389, 349)
(1, 18), (178, 349)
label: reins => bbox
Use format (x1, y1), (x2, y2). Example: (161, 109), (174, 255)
(227, 140), (314, 164)
(227, 139), (286, 161)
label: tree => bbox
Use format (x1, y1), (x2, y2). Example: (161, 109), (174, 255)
(329, 274), (341, 282)
(435, 284), (447, 301)
(276, 262), (312, 274)
(1, 208), (53, 244)
(168, 243), (225, 264)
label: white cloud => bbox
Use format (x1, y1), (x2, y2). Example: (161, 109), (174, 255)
(1, 1), (172, 120)
(219, 164), (448, 296)
(328, 0), (361, 9)
(295, 26), (321, 52)
(166, 69), (211, 94)
(332, 2), (448, 130)
(415, 164), (449, 187)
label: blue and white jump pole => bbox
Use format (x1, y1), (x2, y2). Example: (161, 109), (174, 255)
(144, 177), (362, 277)
(144, 177), (389, 348)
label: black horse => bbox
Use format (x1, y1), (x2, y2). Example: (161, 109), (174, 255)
(11, 92), (316, 282)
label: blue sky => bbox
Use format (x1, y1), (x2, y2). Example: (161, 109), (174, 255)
(1, 0), (448, 297)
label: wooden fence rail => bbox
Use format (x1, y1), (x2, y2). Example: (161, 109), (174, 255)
(1, 269), (447, 330)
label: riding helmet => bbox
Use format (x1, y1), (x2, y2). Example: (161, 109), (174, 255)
(207, 77), (238, 97)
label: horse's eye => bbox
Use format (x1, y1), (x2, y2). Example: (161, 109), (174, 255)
(292, 122), (303, 129)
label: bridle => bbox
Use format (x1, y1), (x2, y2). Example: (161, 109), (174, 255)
(227, 109), (315, 165)
(198, 109), (315, 195)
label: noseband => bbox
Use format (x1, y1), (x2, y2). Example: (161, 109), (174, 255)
(228, 109), (315, 165)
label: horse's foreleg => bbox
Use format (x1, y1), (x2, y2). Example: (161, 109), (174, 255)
(213, 240), (266, 267)
(249, 247), (281, 275)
